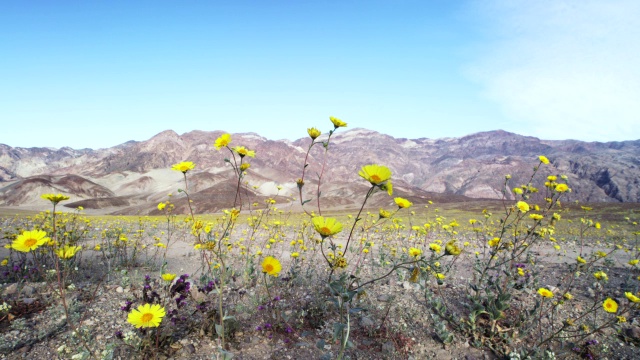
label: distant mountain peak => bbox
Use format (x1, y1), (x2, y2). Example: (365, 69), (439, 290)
(1, 127), (639, 215)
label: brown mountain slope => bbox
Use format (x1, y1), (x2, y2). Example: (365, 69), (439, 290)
(0, 128), (638, 215)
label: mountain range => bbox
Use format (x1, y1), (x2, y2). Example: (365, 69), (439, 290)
(1, 128), (638, 215)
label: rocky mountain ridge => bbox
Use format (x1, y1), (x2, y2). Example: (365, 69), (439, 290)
(1, 128), (638, 215)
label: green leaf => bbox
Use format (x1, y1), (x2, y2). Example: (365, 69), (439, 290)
(218, 349), (234, 360)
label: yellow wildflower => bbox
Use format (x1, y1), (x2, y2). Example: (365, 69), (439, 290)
(593, 271), (608, 281)
(127, 303), (166, 328)
(539, 155), (550, 164)
(12, 230), (49, 252)
(161, 273), (177, 282)
(311, 216), (343, 238)
(56, 245), (82, 259)
(358, 164), (392, 185)
(171, 161), (195, 173)
(307, 127), (321, 139)
(538, 288), (554, 298)
(516, 201), (530, 213)
(232, 146), (255, 158)
(603, 298), (618, 313)
(625, 292), (640, 303)
(408, 247), (422, 257)
(379, 208), (392, 219)
(262, 256), (282, 277)
(329, 116), (347, 128)
(41, 193), (70, 204)
(394, 197), (412, 209)
(214, 133), (231, 149)
(445, 241), (461, 256)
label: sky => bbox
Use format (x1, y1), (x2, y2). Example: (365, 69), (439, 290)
(1, 0), (638, 149)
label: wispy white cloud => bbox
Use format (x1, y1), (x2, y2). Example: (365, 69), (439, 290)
(466, 0), (640, 141)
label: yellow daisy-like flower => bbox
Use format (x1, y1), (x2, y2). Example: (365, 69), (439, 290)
(539, 155), (550, 164)
(379, 208), (392, 219)
(41, 193), (70, 204)
(517, 268), (525, 276)
(516, 201), (529, 213)
(394, 197), (412, 209)
(127, 303), (166, 328)
(333, 256), (348, 269)
(625, 292), (640, 303)
(429, 243), (441, 253)
(408, 247), (422, 257)
(94, 244), (101, 251)
(629, 259), (639, 266)
(329, 116), (347, 128)
(56, 245), (82, 259)
(12, 230), (50, 253)
(435, 273), (445, 280)
(307, 127), (321, 140)
(563, 292), (573, 300)
(445, 241), (462, 255)
(529, 214), (544, 221)
(240, 163), (250, 171)
(1, 259), (8, 266)
(603, 298), (618, 313)
(576, 256), (587, 264)
(311, 216), (343, 238)
(262, 256), (282, 277)
(358, 164), (392, 185)
(488, 237), (501, 247)
(593, 271), (608, 281)
(555, 183), (569, 192)
(171, 161), (195, 173)
(157, 202), (166, 211)
(291, 252), (300, 258)
(214, 133), (231, 150)
(161, 273), (177, 282)
(537, 288), (554, 298)
(232, 146), (256, 158)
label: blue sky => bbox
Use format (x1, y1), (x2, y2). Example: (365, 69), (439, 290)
(1, 0), (638, 149)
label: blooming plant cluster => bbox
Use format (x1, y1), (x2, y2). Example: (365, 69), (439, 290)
(0, 119), (639, 359)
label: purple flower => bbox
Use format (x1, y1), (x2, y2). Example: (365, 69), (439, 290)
(258, 305), (265, 311)
(256, 326), (263, 331)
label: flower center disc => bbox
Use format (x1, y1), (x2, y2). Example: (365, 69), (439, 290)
(24, 238), (37, 247)
(141, 313), (153, 323)
(321, 227), (331, 235)
(265, 264), (273, 272)
(370, 175), (381, 183)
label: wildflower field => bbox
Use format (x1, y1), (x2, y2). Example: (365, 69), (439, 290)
(1, 119), (639, 360)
